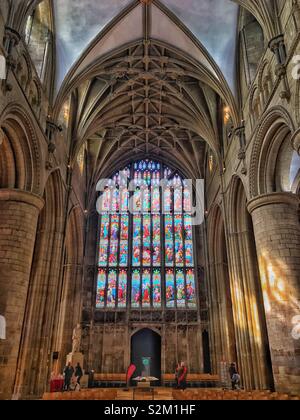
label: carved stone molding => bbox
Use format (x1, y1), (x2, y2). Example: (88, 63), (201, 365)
(291, 129), (300, 155)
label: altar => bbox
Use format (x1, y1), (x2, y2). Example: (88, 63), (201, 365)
(133, 376), (159, 388)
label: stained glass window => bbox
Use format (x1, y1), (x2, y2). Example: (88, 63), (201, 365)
(96, 160), (197, 309)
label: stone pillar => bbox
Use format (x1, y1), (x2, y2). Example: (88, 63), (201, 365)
(248, 192), (300, 393)
(0, 189), (44, 399)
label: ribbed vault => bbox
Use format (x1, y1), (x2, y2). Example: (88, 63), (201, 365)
(62, 39), (231, 201)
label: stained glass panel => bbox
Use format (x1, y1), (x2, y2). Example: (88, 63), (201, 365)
(164, 187), (172, 213)
(174, 187), (183, 212)
(152, 215), (161, 267)
(96, 269), (106, 308)
(131, 269), (141, 308)
(175, 241), (184, 267)
(99, 240), (108, 266)
(120, 215), (129, 240)
(142, 186), (150, 213)
(165, 215), (173, 241)
(119, 242), (128, 266)
(109, 241), (118, 266)
(166, 269), (175, 308)
(153, 269), (161, 308)
(111, 188), (119, 212)
(186, 269), (196, 308)
(101, 188), (111, 212)
(184, 215), (193, 241)
(185, 242), (194, 267)
(165, 215), (173, 266)
(175, 215), (184, 266)
(143, 215), (151, 266)
(100, 215), (110, 240)
(120, 215), (129, 266)
(184, 186), (192, 212)
(142, 269), (151, 307)
(132, 215), (141, 266)
(110, 215), (119, 240)
(107, 269), (117, 308)
(151, 187), (160, 212)
(120, 187), (129, 212)
(176, 269), (186, 308)
(118, 270), (127, 308)
(133, 187), (142, 212)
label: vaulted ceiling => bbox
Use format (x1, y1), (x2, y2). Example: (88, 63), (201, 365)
(47, 0), (276, 193)
(53, 0), (239, 93)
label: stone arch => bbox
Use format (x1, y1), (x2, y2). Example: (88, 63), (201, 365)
(227, 175), (274, 390)
(130, 326), (162, 339)
(130, 328), (162, 380)
(0, 104), (42, 193)
(16, 52), (32, 91)
(12, 170), (65, 398)
(23, 0), (52, 82)
(54, 205), (85, 374)
(239, 8), (265, 86)
(249, 85), (261, 125)
(207, 203), (237, 379)
(249, 106), (296, 198)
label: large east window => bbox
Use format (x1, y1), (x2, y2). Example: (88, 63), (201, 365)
(96, 160), (197, 310)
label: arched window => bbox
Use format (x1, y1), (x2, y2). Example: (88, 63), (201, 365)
(24, 0), (51, 82)
(96, 160), (197, 310)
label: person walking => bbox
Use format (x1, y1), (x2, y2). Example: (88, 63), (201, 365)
(63, 362), (74, 391)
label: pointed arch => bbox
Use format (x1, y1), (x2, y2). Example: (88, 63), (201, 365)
(249, 106), (296, 197)
(0, 104), (42, 193)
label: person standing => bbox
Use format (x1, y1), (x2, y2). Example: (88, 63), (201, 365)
(178, 361), (188, 390)
(229, 363), (239, 390)
(75, 363), (83, 389)
(174, 362), (180, 388)
(63, 362), (74, 391)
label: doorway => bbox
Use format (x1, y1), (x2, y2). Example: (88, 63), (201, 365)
(131, 328), (161, 384)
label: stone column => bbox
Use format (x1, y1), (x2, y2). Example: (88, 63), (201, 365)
(0, 189), (44, 399)
(248, 192), (300, 393)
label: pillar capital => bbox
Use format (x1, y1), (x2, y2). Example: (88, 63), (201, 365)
(247, 192), (299, 214)
(0, 189), (44, 211)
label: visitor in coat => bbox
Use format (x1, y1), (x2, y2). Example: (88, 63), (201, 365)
(75, 363), (83, 386)
(63, 362), (74, 391)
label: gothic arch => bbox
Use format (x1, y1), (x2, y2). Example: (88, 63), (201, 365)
(130, 326), (161, 339)
(0, 104), (42, 193)
(54, 205), (85, 372)
(207, 203), (237, 376)
(249, 106), (296, 197)
(13, 170), (65, 398)
(227, 175), (273, 390)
